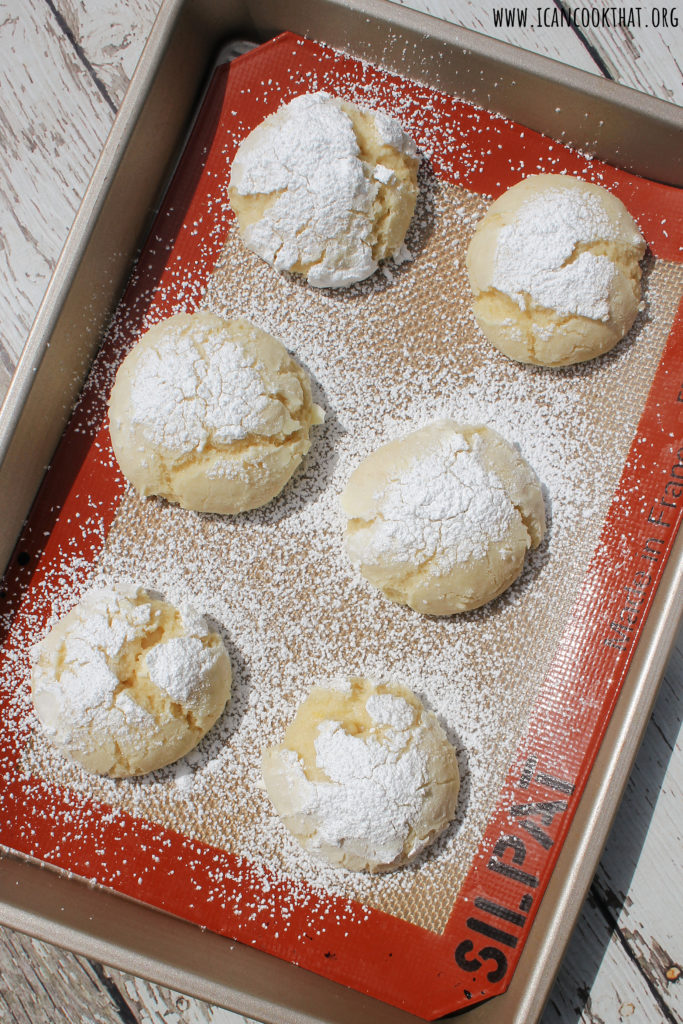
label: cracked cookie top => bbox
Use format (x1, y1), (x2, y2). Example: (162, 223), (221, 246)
(30, 585), (231, 777)
(261, 676), (460, 873)
(228, 91), (419, 288)
(108, 311), (324, 515)
(466, 174), (646, 366)
(341, 420), (546, 615)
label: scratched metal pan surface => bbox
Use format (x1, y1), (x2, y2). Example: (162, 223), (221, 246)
(0, 1), (682, 1022)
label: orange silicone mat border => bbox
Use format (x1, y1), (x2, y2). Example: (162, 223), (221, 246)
(1, 34), (682, 1020)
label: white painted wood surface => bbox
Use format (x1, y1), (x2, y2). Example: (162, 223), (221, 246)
(397, 0), (683, 103)
(0, 1), (681, 1022)
(567, 0), (683, 103)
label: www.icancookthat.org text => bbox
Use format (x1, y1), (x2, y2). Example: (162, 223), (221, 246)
(492, 6), (678, 28)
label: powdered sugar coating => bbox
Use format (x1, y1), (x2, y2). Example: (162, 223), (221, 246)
(371, 108), (417, 155)
(30, 586), (231, 777)
(146, 636), (220, 705)
(355, 428), (513, 569)
(262, 678), (460, 872)
(127, 325), (272, 453)
(467, 174), (646, 366)
(229, 92), (419, 288)
(366, 692), (414, 729)
(108, 312), (324, 514)
(342, 420), (545, 615)
(493, 189), (625, 319)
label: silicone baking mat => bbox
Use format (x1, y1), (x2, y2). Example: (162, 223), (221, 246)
(1, 33), (682, 1019)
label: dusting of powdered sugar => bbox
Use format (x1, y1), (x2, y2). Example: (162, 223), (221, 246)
(229, 91), (417, 288)
(126, 320), (273, 454)
(29, 587), (153, 732)
(266, 688), (442, 870)
(29, 587), (228, 774)
(371, 107), (418, 155)
(491, 188), (638, 319)
(307, 717), (428, 859)
(366, 692), (415, 729)
(146, 636), (219, 705)
(347, 429), (513, 570)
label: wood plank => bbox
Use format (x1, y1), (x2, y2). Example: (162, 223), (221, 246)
(0, 926), (134, 1023)
(540, 882), (673, 1023)
(543, 639), (683, 1021)
(0, 0), (115, 367)
(393, 0), (600, 71)
(394, 0), (683, 103)
(103, 965), (256, 1023)
(0, 922), (258, 1024)
(0, 361), (12, 407)
(567, 0), (683, 105)
(54, 0), (163, 108)
(590, 654), (683, 1017)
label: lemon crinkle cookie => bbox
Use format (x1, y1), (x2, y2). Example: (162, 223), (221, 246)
(342, 420), (546, 615)
(30, 585), (232, 778)
(228, 91), (419, 288)
(466, 174), (646, 366)
(108, 312), (324, 514)
(261, 676), (460, 873)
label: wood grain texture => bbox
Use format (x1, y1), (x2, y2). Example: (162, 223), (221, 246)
(0, 925), (259, 1023)
(541, 885), (669, 1023)
(393, 0), (601, 70)
(590, 661), (683, 1018)
(0, 927), (129, 1024)
(54, 0), (164, 108)
(567, 0), (683, 104)
(0, 0), (127, 370)
(395, 0), (683, 102)
(102, 966), (259, 1023)
(0, 1), (681, 1022)
(541, 651), (683, 1023)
